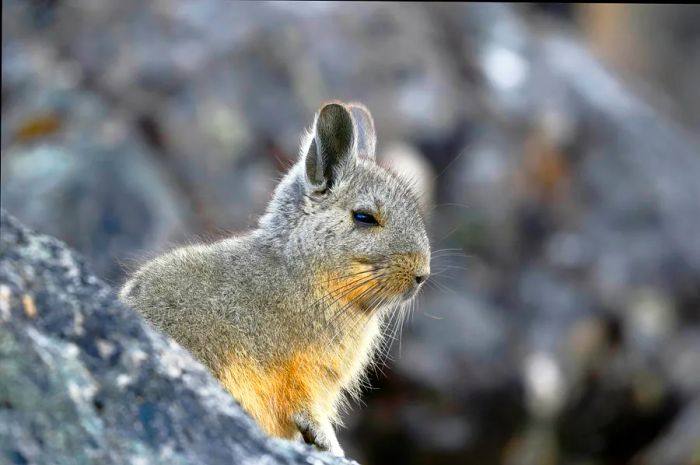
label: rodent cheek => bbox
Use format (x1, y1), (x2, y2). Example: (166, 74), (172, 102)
(318, 261), (378, 309)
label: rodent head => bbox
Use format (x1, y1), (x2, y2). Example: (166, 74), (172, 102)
(259, 101), (431, 312)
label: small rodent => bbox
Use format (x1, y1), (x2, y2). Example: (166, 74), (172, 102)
(119, 101), (430, 456)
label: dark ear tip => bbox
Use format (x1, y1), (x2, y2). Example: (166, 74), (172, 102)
(316, 102), (354, 138)
(318, 102), (350, 121)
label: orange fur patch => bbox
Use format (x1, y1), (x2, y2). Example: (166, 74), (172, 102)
(322, 262), (379, 307)
(216, 348), (345, 438)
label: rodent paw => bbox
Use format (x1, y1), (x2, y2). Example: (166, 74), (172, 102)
(313, 433), (344, 457)
(293, 412), (344, 457)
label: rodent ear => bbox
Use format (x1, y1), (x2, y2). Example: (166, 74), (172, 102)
(347, 102), (376, 161)
(305, 102), (356, 191)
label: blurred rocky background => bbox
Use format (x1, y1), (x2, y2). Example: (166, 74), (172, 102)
(2, 2), (699, 464)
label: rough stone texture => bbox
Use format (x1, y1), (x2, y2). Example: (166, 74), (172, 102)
(0, 210), (357, 465)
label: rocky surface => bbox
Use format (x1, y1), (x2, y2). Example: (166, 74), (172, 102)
(0, 210), (357, 465)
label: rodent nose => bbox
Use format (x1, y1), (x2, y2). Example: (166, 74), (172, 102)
(415, 274), (429, 285)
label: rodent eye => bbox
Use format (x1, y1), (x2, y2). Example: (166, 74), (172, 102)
(352, 211), (379, 226)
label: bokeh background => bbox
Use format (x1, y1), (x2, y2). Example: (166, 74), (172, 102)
(2, 2), (700, 464)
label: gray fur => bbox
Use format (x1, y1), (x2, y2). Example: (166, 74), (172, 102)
(293, 411), (344, 457)
(120, 101), (430, 455)
(347, 102), (376, 160)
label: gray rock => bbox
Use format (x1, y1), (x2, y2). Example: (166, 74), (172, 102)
(0, 20), (193, 284)
(0, 209), (357, 465)
(0, 34), (191, 284)
(1, 139), (190, 285)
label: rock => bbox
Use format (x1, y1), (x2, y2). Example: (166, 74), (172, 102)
(0, 138), (190, 285)
(0, 209), (357, 465)
(0, 29), (192, 284)
(576, 5), (700, 131)
(640, 399), (700, 465)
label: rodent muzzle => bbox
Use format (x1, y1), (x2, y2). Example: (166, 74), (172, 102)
(401, 270), (429, 302)
(415, 273), (429, 285)
(384, 253), (430, 301)
(319, 254), (429, 312)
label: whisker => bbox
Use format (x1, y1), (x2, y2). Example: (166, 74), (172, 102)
(307, 273), (385, 328)
(316, 268), (378, 285)
(431, 248), (465, 255)
(310, 271), (387, 313)
(325, 284), (382, 334)
(431, 263), (466, 272)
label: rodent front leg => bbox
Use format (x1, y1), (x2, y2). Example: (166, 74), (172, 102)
(292, 410), (344, 457)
